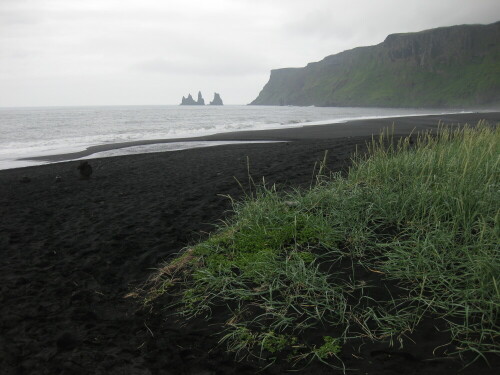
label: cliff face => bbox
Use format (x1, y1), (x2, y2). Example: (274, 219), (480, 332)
(251, 22), (500, 108)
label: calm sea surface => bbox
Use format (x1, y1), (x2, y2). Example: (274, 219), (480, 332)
(0, 105), (469, 170)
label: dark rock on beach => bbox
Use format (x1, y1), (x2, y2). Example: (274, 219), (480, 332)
(77, 161), (93, 179)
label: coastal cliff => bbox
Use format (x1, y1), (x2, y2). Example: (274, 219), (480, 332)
(250, 22), (500, 108)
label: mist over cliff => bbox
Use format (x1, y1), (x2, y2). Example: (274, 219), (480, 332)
(250, 22), (500, 108)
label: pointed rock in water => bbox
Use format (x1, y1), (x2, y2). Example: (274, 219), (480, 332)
(210, 93), (223, 105)
(180, 92), (205, 105)
(180, 94), (198, 105)
(197, 91), (205, 105)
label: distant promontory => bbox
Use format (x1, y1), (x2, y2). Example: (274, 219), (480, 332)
(180, 92), (224, 105)
(250, 22), (500, 108)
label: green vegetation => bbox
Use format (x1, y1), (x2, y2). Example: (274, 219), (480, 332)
(314, 336), (342, 360)
(146, 123), (499, 369)
(251, 22), (500, 107)
(257, 54), (500, 108)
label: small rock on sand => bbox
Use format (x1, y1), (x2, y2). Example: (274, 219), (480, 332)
(77, 161), (93, 180)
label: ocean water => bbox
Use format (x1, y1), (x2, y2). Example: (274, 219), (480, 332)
(0, 105), (468, 170)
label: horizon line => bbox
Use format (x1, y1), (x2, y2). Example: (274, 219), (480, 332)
(0, 103), (250, 109)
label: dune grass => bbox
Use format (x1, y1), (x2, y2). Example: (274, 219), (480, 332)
(146, 122), (499, 368)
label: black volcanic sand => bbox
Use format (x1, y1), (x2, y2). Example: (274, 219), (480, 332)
(1, 113), (499, 375)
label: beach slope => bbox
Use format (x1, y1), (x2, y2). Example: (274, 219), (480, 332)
(1, 112), (499, 374)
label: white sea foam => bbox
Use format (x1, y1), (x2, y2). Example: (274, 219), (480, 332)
(79, 141), (281, 160)
(0, 105), (478, 170)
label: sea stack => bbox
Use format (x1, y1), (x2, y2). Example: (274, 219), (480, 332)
(209, 93), (223, 105)
(196, 91), (205, 105)
(180, 92), (205, 105)
(181, 94), (197, 105)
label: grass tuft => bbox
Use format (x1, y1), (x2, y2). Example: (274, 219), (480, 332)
(145, 122), (499, 369)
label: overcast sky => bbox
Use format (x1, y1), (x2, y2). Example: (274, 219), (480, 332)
(0, 0), (498, 107)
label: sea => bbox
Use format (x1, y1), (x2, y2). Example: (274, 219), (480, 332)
(0, 105), (474, 170)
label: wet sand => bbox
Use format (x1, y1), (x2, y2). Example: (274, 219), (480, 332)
(25, 112), (500, 162)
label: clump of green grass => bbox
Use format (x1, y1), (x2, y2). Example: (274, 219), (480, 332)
(146, 122), (499, 368)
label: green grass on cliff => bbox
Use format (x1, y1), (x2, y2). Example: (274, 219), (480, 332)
(282, 55), (500, 107)
(146, 123), (499, 369)
(323, 56), (500, 107)
(251, 22), (500, 108)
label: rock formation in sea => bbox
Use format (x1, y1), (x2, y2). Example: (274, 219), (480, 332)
(180, 94), (197, 105)
(196, 91), (205, 105)
(250, 21), (500, 108)
(180, 92), (205, 105)
(209, 93), (224, 105)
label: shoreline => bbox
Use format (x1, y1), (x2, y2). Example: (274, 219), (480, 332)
(1, 112), (499, 374)
(19, 111), (500, 164)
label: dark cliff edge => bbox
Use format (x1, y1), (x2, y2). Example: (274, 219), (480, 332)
(250, 22), (500, 108)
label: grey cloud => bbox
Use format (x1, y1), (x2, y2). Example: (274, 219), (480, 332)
(1, 0), (499, 106)
(133, 56), (269, 77)
(0, 11), (41, 27)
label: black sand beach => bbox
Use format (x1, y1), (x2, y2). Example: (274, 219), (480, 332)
(1, 112), (499, 374)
